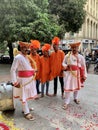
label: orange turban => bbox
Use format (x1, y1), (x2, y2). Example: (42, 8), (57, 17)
(42, 43), (51, 52)
(69, 42), (81, 48)
(30, 40), (40, 49)
(52, 36), (60, 45)
(19, 41), (29, 47)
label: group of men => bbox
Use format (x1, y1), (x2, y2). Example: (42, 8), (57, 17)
(10, 36), (87, 121)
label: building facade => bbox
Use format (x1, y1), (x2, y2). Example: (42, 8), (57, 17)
(64, 0), (98, 52)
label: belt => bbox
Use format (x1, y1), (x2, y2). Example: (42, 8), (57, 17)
(18, 70), (35, 77)
(67, 65), (79, 71)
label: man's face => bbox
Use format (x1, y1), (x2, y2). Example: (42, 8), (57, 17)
(42, 50), (49, 57)
(31, 48), (37, 55)
(20, 46), (28, 55)
(53, 44), (59, 51)
(71, 46), (79, 54)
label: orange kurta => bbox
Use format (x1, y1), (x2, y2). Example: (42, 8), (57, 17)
(50, 50), (65, 80)
(40, 56), (50, 83)
(28, 54), (41, 80)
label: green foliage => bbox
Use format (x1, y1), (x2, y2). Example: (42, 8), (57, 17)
(0, 41), (8, 54)
(48, 0), (87, 32)
(0, 0), (61, 46)
(0, 0), (87, 49)
(27, 14), (61, 43)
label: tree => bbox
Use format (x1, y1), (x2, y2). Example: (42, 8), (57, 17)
(48, 0), (87, 32)
(0, 0), (61, 62)
(0, 0), (61, 43)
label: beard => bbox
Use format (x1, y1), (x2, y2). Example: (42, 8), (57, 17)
(21, 50), (28, 55)
(72, 50), (77, 54)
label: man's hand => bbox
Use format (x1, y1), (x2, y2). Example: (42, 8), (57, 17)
(13, 82), (20, 88)
(34, 69), (38, 73)
(82, 76), (86, 81)
(64, 65), (69, 71)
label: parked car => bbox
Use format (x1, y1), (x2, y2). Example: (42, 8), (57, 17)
(62, 49), (71, 54)
(0, 54), (10, 64)
(37, 49), (43, 56)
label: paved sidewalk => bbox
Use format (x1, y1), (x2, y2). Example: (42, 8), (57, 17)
(0, 64), (98, 130)
(0, 64), (11, 82)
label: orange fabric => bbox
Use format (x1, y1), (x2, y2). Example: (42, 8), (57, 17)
(40, 56), (50, 83)
(69, 42), (81, 48)
(44, 43), (51, 50)
(30, 40), (40, 49)
(42, 46), (47, 52)
(42, 44), (51, 52)
(19, 41), (29, 47)
(52, 37), (60, 45)
(49, 50), (65, 80)
(28, 54), (41, 80)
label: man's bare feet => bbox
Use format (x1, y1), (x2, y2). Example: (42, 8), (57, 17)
(62, 103), (68, 110)
(51, 94), (57, 97)
(46, 93), (53, 97)
(74, 99), (80, 104)
(41, 94), (44, 98)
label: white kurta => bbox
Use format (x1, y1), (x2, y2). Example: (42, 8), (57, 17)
(10, 54), (37, 103)
(62, 52), (87, 92)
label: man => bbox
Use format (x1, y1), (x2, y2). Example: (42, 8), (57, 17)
(28, 40), (41, 94)
(10, 41), (37, 120)
(50, 36), (65, 98)
(40, 44), (52, 97)
(62, 42), (87, 109)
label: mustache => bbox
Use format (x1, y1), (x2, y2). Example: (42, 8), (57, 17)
(23, 49), (29, 52)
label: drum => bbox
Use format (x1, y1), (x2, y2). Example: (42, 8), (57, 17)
(0, 82), (15, 111)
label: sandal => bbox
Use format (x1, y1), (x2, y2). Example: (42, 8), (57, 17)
(74, 99), (80, 104)
(35, 95), (40, 100)
(29, 107), (34, 111)
(62, 104), (68, 110)
(41, 94), (44, 98)
(24, 113), (35, 121)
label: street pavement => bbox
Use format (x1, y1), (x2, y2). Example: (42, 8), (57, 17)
(0, 64), (98, 130)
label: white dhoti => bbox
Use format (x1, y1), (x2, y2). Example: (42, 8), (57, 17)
(64, 91), (79, 104)
(11, 54), (37, 113)
(62, 53), (87, 104)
